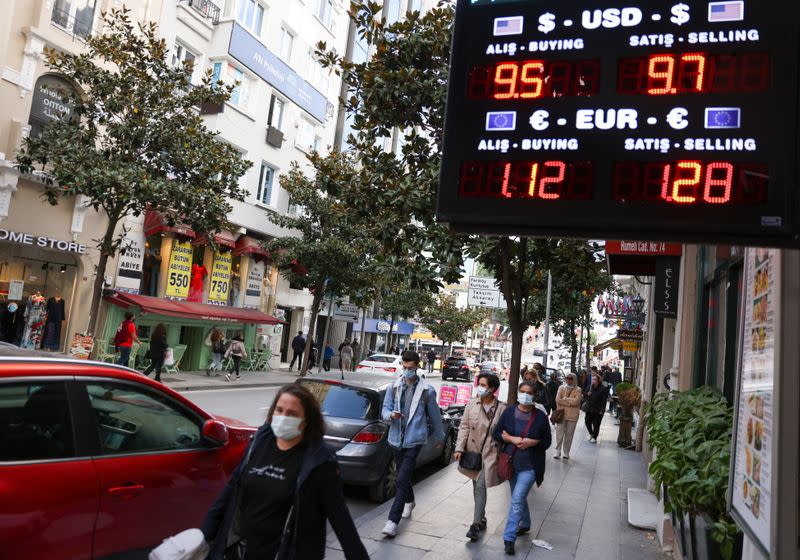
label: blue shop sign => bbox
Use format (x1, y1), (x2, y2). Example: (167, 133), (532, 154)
(363, 319), (414, 335)
(228, 23), (328, 123)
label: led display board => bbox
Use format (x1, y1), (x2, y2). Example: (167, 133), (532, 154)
(437, 0), (800, 246)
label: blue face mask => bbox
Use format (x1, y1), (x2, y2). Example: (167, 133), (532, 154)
(517, 393), (534, 406)
(402, 368), (417, 380)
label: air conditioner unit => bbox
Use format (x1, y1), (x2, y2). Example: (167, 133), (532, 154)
(266, 125), (284, 148)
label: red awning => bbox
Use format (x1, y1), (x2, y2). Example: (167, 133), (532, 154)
(144, 210), (195, 239)
(105, 291), (284, 324)
(605, 240), (683, 275)
(193, 229), (237, 249)
(232, 235), (270, 258)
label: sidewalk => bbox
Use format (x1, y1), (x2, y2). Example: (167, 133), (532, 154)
(159, 365), (303, 391)
(327, 414), (667, 560)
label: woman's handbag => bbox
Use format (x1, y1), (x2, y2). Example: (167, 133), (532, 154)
(164, 347), (175, 366)
(458, 404), (498, 471)
(497, 409), (537, 482)
(148, 528), (209, 560)
(550, 408), (565, 424)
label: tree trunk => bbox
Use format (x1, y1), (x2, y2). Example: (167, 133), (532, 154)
(387, 314), (395, 352)
(507, 325), (523, 405)
(585, 315), (592, 369)
(87, 218), (119, 337)
(301, 285), (324, 375)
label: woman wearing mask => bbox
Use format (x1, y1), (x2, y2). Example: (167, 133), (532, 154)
(202, 384), (369, 560)
(553, 372), (582, 460)
(492, 381), (552, 556)
(454, 373), (507, 542)
(142, 323), (167, 383)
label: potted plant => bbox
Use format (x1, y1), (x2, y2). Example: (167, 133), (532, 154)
(615, 382), (640, 447)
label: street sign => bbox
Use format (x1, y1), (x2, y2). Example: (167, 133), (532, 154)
(468, 276), (506, 308)
(332, 303), (359, 323)
(438, 0), (800, 247)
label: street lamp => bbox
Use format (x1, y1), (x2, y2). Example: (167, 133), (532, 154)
(631, 295), (645, 315)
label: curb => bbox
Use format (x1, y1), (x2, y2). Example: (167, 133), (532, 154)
(170, 381), (291, 392)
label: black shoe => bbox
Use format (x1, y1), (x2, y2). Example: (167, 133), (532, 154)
(516, 526), (530, 537)
(504, 541), (515, 555)
(478, 517), (487, 531)
(466, 524), (480, 542)
(205, 368), (211, 376)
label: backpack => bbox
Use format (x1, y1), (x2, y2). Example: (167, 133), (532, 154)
(113, 320), (131, 347)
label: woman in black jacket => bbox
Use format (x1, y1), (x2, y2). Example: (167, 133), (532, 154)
(584, 373), (609, 442)
(202, 384), (368, 560)
(142, 323), (167, 382)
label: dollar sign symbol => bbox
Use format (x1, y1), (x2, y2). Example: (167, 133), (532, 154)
(538, 13), (556, 34)
(670, 3), (690, 25)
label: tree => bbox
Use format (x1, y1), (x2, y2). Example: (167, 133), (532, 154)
(420, 294), (487, 356)
(380, 284), (434, 351)
(266, 150), (377, 374)
(16, 8), (249, 335)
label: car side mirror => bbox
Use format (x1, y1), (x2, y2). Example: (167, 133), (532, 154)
(202, 419), (229, 446)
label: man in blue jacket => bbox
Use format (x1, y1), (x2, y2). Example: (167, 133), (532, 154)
(381, 350), (445, 537)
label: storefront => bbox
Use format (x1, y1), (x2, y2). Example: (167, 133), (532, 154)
(360, 318), (414, 354)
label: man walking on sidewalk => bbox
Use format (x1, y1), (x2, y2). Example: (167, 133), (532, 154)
(584, 373), (609, 442)
(289, 331), (305, 371)
(381, 350), (445, 538)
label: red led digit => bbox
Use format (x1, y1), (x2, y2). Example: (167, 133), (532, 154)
(538, 161), (566, 199)
(494, 63), (518, 99)
(519, 62), (544, 99)
(527, 163), (540, 197)
(670, 161), (702, 203)
(499, 163), (513, 198)
(660, 164), (672, 201)
(703, 163), (733, 204)
(647, 55), (677, 95)
(680, 53), (706, 92)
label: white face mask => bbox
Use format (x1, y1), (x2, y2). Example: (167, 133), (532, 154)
(517, 393), (534, 406)
(271, 415), (303, 440)
(476, 386), (491, 398)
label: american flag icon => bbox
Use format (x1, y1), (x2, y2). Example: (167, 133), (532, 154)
(493, 16), (524, 36)
(708, 1), (744, 22)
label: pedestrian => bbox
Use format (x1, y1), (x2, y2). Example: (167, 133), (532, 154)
(113, 312), (139, 367)
(492, 381), (552, 556)
(606, 368), (623, 414)
(584, 373), (610, 442)
(453, 373), (507, 542)
(201, 384), (369, 560)
(522, 365), (552, 415)
(205, 327), (226, 376)
(289, 331), (305, 371)
(545, 372), (560, 415)
(381, 350), (445, 537)
(323, 344), (334, 372)
(142, 323), (168, 382)
(340, 340), (353, 371)
(426, 349), (436, 373)
(224, 333), (247, 382)
(553, 372), (582, 460)
(351, 338), (361, 363)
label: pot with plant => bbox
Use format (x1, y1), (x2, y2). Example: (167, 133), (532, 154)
(615, 382), (640, 447)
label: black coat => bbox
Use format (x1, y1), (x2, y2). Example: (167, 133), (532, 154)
(291, 335), (305, 353)
(202, 425), (368, 560)
(148, 333), (168, 360)
(585, 383), (610, 414)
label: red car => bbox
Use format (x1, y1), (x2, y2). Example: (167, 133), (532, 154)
(0, 355), (256, 559)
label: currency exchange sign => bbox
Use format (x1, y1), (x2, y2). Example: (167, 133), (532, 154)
(438, 0), (800, 247)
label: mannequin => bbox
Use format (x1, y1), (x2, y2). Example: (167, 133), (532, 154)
(43, 292), (66, 351)
(21, 291), (47, 349)
(188, 263), (207, 302)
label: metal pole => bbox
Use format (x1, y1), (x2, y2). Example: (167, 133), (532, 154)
(319, 295), (335, 374)
(357, 307), (367, 362)
(542, 270), (552, 369)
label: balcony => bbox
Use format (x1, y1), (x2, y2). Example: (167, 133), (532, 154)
(50, 6), (94, 41)
(186, 0), (221, 24)
(265, 126), (284, 148)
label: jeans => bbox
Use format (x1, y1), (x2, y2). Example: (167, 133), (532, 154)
(143, 358), (164, 382)
(503, 468), (536, 542)
(555, 420), (577, 456)
(210, 352), (224, 371)
(323, 359), (331, 372)
(585, 411), (604, 439)
(472, 469), (488, 525)
(388, 445), (422, 523)
(289, 350), (302, 369)
(116, 346), (132, 367)
(427, 361), (434, 373)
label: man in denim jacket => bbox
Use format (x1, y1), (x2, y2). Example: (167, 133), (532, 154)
(380, 350), (445, 537)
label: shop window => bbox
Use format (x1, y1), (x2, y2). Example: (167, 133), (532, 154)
(51, 0), (96, 40)
(236, 0), (265, 36)
(141, 237), (162, 297)
(0, 382), (74, 461)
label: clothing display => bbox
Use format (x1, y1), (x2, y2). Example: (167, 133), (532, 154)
(20, 293), (47, 350)
(42, 296), (66, 350)
(188, 264), (207, 302)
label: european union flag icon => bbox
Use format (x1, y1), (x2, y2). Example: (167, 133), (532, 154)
(486, 111), (517, 131)
(705, 107), (741, 129)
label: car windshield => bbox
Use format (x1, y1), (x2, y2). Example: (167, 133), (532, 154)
(365, 355), (396, 363)
(446, 358), (465, 365)
(301, 381), (376, 419)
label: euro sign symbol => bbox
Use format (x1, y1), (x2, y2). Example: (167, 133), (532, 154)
(666, 107), (689, 130)
(670, 3), (690, 25)
(529, 110), (550, 131)
(538, 13), (556, 34)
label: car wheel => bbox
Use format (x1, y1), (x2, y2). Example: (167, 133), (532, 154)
(438, 431), (455, 467)
(369, 456), (397, 503)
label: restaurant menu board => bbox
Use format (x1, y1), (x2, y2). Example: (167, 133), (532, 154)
(730, 247), (779, 553)
(438, 0), (800, 246)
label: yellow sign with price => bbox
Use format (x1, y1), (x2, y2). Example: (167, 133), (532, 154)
(207, 251), (232, 305)
(164, 240), (193, 299)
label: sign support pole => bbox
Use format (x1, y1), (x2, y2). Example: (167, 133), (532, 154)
(542, 270), (552, 369)
(319, 294), (335, 374)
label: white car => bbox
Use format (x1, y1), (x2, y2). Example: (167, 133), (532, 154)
(356, 354), (403, 374)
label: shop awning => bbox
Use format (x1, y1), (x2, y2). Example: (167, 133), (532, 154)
(594, 337), (622, 354)
(605, 240), (682, 275)
(232, 235), (270, 258)
(144, 210), (196, 239)
(193, 229), (238, 249)
(105, 291), (285, 324)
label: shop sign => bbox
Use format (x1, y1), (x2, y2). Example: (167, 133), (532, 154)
(7, 280), (23, 300)
(207, 251), (232, 306)
(164, 240), (193, 299)
(605, 241), (683, 256)
(617, 328), (644, 341)
(654, 257), (681, 318)
(115, 230), (145, 294)
(28, 75), (76, 134)
(622, 341), (640, 352)
(0, 228), (86, 254)
(244, 260), (265, 308)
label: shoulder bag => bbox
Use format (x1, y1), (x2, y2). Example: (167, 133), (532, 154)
(497, 408), (537, 482)
(458, 404), (497, 471)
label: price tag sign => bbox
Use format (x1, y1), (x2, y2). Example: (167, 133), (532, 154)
(438, 1), (800, 246)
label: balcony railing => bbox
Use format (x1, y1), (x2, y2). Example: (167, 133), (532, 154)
(50, 6), (94, 41)
(186, 0), (221, 24)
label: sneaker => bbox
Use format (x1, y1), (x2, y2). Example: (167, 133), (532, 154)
(478, 517), (487, 531)
(554, 452), (561, 459)
(205, 368), (211, 376)
(401, 501), (415, 519)
(590, 437), (597, 443)
(563, 454), (570, 460)
(516, 526), (530, 537)
(504, 541), (515, 555)
(224, 372), (231, 382)
(235, 375), (240, 381)
(465, 524), (480, 542)
(382, 520), (397, 538)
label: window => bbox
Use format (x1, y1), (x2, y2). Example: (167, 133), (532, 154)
(305, 53), (330, 97)
(408, 0), (422, 13)
(85, 382), (202, 454)
(296, 120), (316, 152)
(268, 94), (285, 131)
(314, 0), (333, 27)
(300, 381), (377, 420)
(0, 382), (74, 461)
(385, 0), (401, 24)
(212, 61), (251, 108)
(236, 0), (265, 35)
(279, 26), (295, 62)
(257, 162), (276, 206)
(172, 42), (197, 83)
(51, 0), (96, 39)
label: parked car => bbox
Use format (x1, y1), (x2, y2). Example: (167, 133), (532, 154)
(442, 356), (475, 382)
(298, 372), (456, 502)
(356, 353), (403, 374)
(479, 361), (509, 380)
(0, 353), (256, 560)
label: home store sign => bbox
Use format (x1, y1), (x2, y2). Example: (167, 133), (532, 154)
(0, 228), (86, 254)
